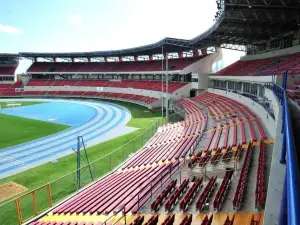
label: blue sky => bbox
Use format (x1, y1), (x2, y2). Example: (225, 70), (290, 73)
(1, 0), (244, 73)
(1, 0), (219, 53)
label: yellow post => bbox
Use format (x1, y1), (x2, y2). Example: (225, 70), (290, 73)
(46, 184), (53, 207)
(15, 198), (22, 225)
(32, 191), (38, 215)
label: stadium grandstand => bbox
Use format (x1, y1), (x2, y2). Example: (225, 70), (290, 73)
(0, 0), (300, 225)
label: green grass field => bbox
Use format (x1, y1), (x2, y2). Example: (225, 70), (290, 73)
(0, 100), (161, 225)
(0, 114), (69, 149)
(0, 102), (69, 149)
(0, 101), (44, 109)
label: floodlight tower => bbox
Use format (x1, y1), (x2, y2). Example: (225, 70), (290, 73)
(161, 45), (164, 125)
(75, 135), (93, 189)
(165, 52), (169, 124)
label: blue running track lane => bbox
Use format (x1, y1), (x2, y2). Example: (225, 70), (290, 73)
(0, 98), (136, 178)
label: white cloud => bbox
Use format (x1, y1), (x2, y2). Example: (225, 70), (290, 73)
(0, 24), (22, 34)
(68, 15), (82, 25)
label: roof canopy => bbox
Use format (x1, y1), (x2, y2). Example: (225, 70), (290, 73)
(6, 0), (300, 59)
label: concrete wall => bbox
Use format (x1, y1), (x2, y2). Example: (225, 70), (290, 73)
(208, 88), (277, 139)
(264, 88), (280, 122)
(180, 48), (223, 75)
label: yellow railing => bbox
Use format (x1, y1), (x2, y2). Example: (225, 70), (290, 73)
(15, 184), (52, 225)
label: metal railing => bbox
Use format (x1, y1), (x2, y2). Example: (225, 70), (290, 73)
(271, 73), (300, 225)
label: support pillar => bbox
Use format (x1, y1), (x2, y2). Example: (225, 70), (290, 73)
(179, 52), (184, 58)
(149, 55), (153, 61)
(72, 58), (75, 63)
(193, 49), (199, 57)
(134, 56), (139, 61)
(201, 49), (207, 55)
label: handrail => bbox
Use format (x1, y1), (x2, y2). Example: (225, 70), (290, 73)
(272, 80), (300, 225)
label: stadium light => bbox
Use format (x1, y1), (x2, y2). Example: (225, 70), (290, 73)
(161, 45), (164, 125)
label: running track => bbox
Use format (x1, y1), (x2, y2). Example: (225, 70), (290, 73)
(0, 99), (135, 179)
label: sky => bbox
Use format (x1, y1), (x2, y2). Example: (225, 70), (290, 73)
(0, 0), (245, 73)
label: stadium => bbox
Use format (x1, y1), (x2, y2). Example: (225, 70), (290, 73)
(0, 0), (300, 225)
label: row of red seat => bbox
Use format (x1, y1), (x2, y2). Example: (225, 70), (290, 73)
(122, 99), (205, 169)
(27, 57), (200, 73)
(178, 99), (207, 124)
(150, 179), (177, 212)
(30, 222), (102, 225)
(53, 164), (169, 215)
(201, 150), (213, 167)
(239, 108), (257, 142)
(232, 143), (253, 210)
(222, 123), (230, 148)
(232, 118), (237, 146)
(213, 125), (223, 150)
(130, 215), (144, 225)
(201, 215), (213, 225)
(161, 214), (175, 225)
(179, 177), (203, 211)
(20, 90), (158, 105)
(213, 171), (234, 211)
(222, 146), (233, 163)
(123, 127), (201, 169)
(144, 215), (158, 225)
(210, 148), (222, 165)
(179, 214), (192, 225)
(0, 66), (16, 75)
(193, 92), (267, 144)
(196, 176), (217, 211)
(26, 79), (188, 93)
(223, 214), (235, 225)
(204, 131), (216, 151)
(256, 142), (265, 209)
(216, 52), (300, 76)
(0, 81), (22, 96)
(165, 178), (189, 212)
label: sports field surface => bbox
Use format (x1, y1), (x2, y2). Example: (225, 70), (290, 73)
(0, 99), (136, 178)
(0, 99), (161, 225)
(0, 101), (68, 149)
(0, 101), (44, 109)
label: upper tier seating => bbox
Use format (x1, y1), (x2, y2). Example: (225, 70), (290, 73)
(26, 79), (188, 93)
(27, 57), (201, 73)
(0, 66), (16, 74)
(286, 80), (300, 106)
(216, 52), (300, 76)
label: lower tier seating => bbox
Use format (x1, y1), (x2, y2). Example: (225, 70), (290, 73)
(196, 176), (217, 211)
(26, 79), (188, 93)
(213, 171), (234, 211)
(165, 179), (189, 212)
(256, 142), (265, 209)
(232, 143), (253, 210)
(53, 164), (172, 215)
